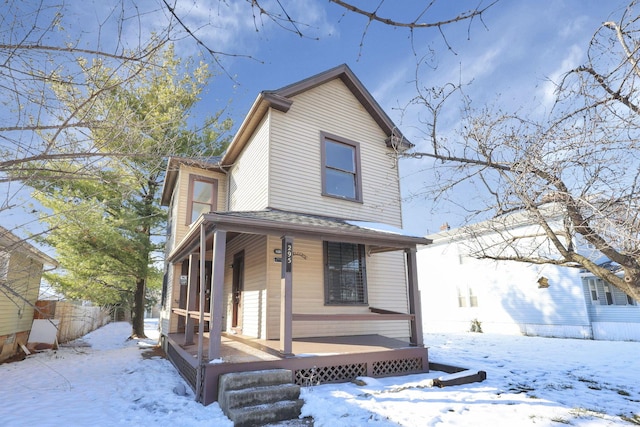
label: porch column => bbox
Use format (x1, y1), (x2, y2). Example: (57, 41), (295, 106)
(406, 247), (424, 346)
(184, 253), (199, 345)
(280, 235), (293, 356)
(208, 229), (227, 361)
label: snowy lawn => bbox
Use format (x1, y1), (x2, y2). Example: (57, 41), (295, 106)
(0, 321), (638, 426)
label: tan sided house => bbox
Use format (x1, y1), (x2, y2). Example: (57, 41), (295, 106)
(0, 226), (57, 362)
(159, 64), (431, 405)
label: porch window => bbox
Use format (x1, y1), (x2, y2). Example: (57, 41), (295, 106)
(321, 132), (362, 202)
(186, 175), (218, 225)
(324, 241), (367, 305)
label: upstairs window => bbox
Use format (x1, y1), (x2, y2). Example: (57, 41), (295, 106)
(321, 132), (362, 202)
(187, 175), (218, 225)
(0, 250), (9, 281)
(324, 241), (367, 305)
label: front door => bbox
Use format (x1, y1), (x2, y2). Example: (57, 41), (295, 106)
(231, 251), (245, 330)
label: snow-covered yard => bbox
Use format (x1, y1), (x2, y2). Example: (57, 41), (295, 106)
(0, 321), (638, 426)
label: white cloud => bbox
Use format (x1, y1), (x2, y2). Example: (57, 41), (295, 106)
(538, 43), (584, 109)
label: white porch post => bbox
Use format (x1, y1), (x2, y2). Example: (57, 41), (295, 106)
(184, 253), (198, 345)
(208, 229), (226, 361)
(280, 235), (293, 356)
(406, 247), (424, 347)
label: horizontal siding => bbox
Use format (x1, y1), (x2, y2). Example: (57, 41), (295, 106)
(229, 114), (269, 211)
(268, 79), (403, 226)
(418, 242), (592, 334)
(171, 166), (228, 248)
(266, 236), (410, 339)
(0, 253), (42, 336)
(161, 263), (180, 334)
(592, 321), (640, 341)
(224, 234), (267, 338)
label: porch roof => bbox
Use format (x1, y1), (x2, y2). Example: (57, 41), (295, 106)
(166, 208), (431, 263)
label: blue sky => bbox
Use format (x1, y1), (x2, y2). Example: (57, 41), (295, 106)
(158, 0), (629, 235)
(1, 0), (632, 238)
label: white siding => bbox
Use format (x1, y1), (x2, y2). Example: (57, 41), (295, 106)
(229, 114), (270, 211)
(268, 79), (403, 226)
(592, 322), (640, 341)
(418, 241), (593, 338)
(265, 236), (410, 340)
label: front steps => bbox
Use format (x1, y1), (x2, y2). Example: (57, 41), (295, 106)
(219, 369), (306, 427)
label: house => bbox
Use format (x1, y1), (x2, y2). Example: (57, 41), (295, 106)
(159, 64), (431, 405)
(417, 207), (640, 341)
(0, 226), (58, 362)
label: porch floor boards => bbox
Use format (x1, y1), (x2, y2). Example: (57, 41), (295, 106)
(167, 332), (415, 363)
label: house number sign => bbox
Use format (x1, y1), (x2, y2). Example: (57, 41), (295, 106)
(286, 242), (293, 272)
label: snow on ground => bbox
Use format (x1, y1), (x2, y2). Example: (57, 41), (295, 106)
(0, 322), (638, 427)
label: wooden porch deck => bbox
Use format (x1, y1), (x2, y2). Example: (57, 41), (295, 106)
(163, 332), (429, 405)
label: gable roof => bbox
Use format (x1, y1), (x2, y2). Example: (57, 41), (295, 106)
(0, 226), (58, 267)
(160, 156), (223, 206)
(221, 64), (412, 165)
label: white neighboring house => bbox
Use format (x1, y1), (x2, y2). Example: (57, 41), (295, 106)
(417, 207), (640, 342)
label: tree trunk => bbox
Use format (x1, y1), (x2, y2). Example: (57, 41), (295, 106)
(131, 278), (147, 338)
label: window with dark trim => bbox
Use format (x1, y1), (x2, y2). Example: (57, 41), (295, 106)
(186, 175), (218, 225)
(324, 241), (367, 305)
(321, 132), (362, 202)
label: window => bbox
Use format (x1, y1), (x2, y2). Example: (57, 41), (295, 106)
(588, 279), (598, 302)
(324, 241), (367, 305)
(457, 287), (467, 308)
(321, 132), (362, 202)
(469, 287), (478, 307)
(603, 283), (614, 305)
(0, 250), (8, 281)
(587, 278), (636, 306)
(187, 175), (218, 225)
(457, 285), (478, 308)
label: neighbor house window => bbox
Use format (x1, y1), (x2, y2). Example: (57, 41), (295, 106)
(187, 175), (218, 224)
(321, 132), (362, 202)
(603, 283), (614, 305)
(324, 241), (367, 305)
(457, 287), (467, 307)
(587, 278), (636, 306)
(457, 285), (478, 308)
(588, 279), (598, 302)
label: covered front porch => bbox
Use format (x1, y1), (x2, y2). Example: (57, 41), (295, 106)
(162, 209), (431, 404)
(163, 330), (429, 405)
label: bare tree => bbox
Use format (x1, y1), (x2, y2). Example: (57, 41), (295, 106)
(1, 0), (498, 211)
(401, 1), (640, 301)
(0, 0), (499, 328)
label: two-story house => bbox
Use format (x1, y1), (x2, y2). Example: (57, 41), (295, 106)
(159, 64), (431, 404)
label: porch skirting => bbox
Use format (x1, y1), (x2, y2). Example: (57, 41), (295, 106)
(161, 333), (429, 406)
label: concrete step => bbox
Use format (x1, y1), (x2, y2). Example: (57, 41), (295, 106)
(227, 399), (305, 427)
(220, 369), (293, 392)
(262, 416), (314, 426)
(225, 383), (301, 409)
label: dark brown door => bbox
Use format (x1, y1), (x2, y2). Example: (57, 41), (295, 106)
(232, 251), (245, 328)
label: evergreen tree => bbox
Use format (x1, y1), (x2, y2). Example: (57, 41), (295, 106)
(28, 46), (232, 337)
